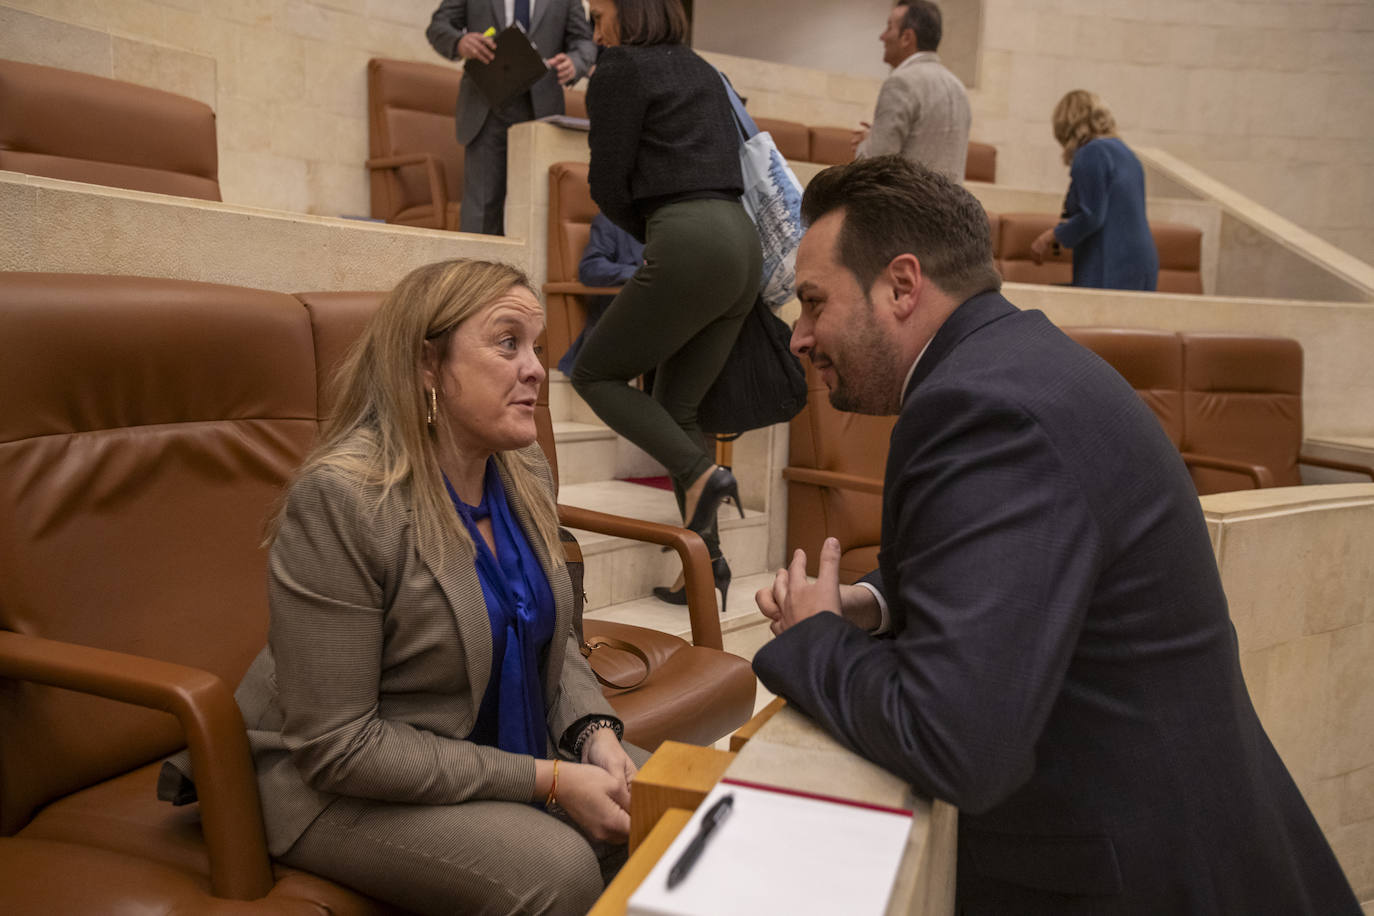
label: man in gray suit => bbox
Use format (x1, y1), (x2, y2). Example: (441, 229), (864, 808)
(427, 0), (596, 235)
(754, 156), (1359, 914)
(852, 1), (970, 183)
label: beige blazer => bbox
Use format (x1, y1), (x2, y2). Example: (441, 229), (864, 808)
(856, 51), (971, 184)
(234, 441), (616, 856)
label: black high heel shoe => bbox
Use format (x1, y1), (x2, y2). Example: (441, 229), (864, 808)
(684, 467), (744, 538)
(652, 555), (732, 613)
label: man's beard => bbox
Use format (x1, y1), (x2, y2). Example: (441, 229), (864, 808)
(821, 303), (904, 416)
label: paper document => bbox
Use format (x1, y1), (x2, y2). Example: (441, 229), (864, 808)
(627, 779), (913, 916)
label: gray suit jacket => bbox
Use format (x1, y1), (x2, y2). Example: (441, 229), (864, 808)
(856, 51), (970, 184)
(427, 0), (596, 145)
(235, 442), (615, 856)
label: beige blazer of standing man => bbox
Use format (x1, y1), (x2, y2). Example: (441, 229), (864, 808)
(854, 1), (971, 184)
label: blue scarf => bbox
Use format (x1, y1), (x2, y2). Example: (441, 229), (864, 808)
(444, 458), (555, 758)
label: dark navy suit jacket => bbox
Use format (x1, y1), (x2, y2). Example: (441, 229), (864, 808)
(754, 291), (1357, 913)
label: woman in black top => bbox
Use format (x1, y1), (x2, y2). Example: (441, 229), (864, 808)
(573, 0), (762, 610)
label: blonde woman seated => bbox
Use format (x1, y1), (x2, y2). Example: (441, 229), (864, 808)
(232, 260), (640, 914)
(1030, 90), (1159, 291)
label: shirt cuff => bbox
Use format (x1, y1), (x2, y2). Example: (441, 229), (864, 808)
(855, 581), (891, 635)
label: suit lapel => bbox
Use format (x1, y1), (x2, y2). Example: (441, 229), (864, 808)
(489, 0), (506, 29)
(529, 0), (551, 37)
(423, 519), (496, 710)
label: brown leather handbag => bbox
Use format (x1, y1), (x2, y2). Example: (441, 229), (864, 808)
(560, 528), (651, 690)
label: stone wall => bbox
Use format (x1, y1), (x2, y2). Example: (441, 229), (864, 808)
(3, 0), (1371, 266)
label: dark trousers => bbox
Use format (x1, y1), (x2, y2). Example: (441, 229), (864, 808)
(571, 198), (761, 551)
(460, 93), (535, 236)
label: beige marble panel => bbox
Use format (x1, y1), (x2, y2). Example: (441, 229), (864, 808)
(108, 36), (217, 109)
(219, 149), (310, 213)
(0, 7), (112, 75)
(1325, 621), (1374, 779)
(4, 172), (525, 292)
(1345, 765), (1374, 827)
(1330, 818), (1374, 904)
(305, 160), (368, 218)
(0, 176), (38, 271)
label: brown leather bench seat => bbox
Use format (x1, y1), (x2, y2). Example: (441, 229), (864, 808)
(0, 59), (220, 201)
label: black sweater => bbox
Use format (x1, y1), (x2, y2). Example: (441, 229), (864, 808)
(586, 44), (743, 241)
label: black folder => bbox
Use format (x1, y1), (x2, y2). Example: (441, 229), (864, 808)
(464, 25), (549, 109)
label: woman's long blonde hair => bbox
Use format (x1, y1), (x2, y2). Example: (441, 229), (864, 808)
(1052, 89), (1118, 166)
(270, 259), (561, 568)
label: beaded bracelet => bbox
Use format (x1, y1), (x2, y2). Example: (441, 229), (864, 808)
(572, 717), (623, 759)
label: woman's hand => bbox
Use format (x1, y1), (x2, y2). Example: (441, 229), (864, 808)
(1030, 228), (1058, 265)
(584, 728), (637, 791)
(557, 761), (632, 843)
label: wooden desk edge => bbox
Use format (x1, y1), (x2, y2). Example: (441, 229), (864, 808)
(588, 807), (693, 916)
(729, 696), (786, 751)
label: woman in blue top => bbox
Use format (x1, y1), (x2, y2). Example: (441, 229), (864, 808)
(203, 260), (641, 915)
(1031, 90), (1159, 291)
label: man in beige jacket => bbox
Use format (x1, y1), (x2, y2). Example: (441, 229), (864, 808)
(853, 1), (971, 184)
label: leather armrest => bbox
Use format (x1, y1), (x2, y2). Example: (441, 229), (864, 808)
(1299, 453), (1374, 481)
(542, 281), (624, 297)
(782, 466), (885, 496)
(557, 504), (723, 651)
(1179, 452), (1275, 489)
(364, 153), (446, 226)
(0, 630), (273, 901)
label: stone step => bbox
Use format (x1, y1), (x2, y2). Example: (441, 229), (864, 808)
(558, 479), (769, 613)
(552, 420), (669, 485)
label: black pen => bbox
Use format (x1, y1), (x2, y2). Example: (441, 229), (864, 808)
(666, 792), (734, 889)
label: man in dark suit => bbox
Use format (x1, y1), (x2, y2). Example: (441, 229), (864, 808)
(427, 0), (596, 235)
(753, 156), (1359, 914)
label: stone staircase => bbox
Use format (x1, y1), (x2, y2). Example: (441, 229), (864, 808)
(548, 371), (778, 715)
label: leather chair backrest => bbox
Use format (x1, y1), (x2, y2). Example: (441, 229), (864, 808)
(366, 58), (464, 221)
(295, 291), (387, 422)
(563, 87), (587, 119)
(1152, 222), (1204, 294)
(787, 360), (894, 582)
(0, 59), (220, 201)
(996, 212), (1073, 285)
(1182, 333), (1303, 492)
(966, 141), (997, 183)
(0, 273), (316, 834)
(753, 117), (810, 162)
(1063, 327), (1185, 446)
(808, 126), (852, 165)
(548, 161), (597, 284)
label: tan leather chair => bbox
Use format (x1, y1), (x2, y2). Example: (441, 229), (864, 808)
(1062, 327), (1374, 496)
(563, 87), (587, 119)
(996, 213), (1205, 292)
(784, 360), (892, 582)
(1154, 222), (1204, 294)
(0, 59), (220, 201)
(808, 125), (852, 165)
(753, 116), (810, 162)
(1179, 333), (1373, 494)
(0, 272), (387, 913)
(966, 141), (997, 183)
(996, 212), (1074, 285)
(545, 161), (621, 370)
(366, 58), (464, 230)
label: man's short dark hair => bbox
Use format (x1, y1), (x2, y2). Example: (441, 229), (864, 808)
(615, 0), (689, 46)
(800, 156), (1001, 300)
(899, 0), (943, 52)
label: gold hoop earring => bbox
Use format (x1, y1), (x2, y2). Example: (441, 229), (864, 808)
(426, 387), (438, 430)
